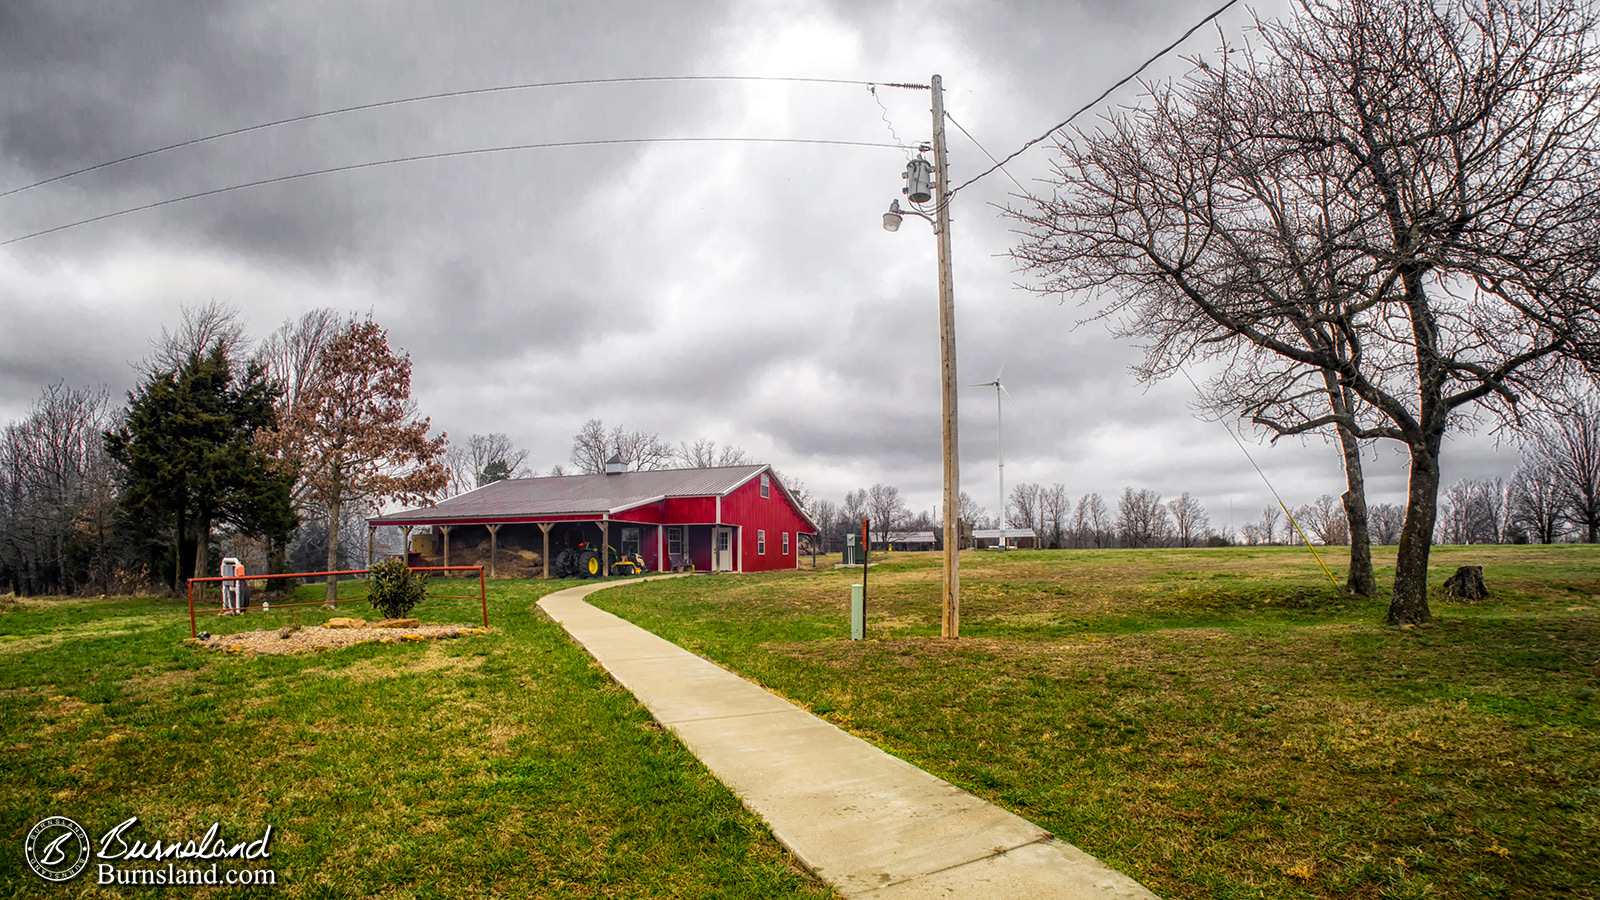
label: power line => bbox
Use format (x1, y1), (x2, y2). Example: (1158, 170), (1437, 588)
(949, 0), (1241, 197)
(1176, 365), (1340, 588)
(943, 111), (1031, 198)
(0, 75), (930, 201)
(0, 136), (912, 247)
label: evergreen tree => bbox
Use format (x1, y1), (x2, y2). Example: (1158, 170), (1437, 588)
(106, 345), (296, 589)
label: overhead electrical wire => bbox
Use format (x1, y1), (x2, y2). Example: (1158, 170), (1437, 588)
(948, 0), (1242, 198)
(0, 136), (913, 247)
(1176, 366), (1341, 589)
(0, 75), (930, 200)
(943, 111), (1032, 198)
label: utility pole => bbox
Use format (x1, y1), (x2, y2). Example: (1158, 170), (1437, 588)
(931, 74), (960, 639)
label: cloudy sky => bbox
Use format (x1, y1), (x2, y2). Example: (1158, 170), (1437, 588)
(0, 0), (1523, 531)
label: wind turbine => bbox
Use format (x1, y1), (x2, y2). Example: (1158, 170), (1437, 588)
(972, 362), (1012, 550)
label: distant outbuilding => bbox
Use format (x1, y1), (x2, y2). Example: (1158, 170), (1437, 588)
(872, 531), (938, 552)
(972, 528), (1038, 549)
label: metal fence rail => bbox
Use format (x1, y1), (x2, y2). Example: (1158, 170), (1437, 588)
(186, 566), (487, 637)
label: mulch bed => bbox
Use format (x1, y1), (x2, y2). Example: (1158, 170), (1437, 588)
(187, 622), (490, 655)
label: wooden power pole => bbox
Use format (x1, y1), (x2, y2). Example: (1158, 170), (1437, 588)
(931, 74), (961, 639)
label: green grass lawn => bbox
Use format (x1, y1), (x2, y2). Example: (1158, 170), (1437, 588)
(589, 545), (1600, 900)
(0, 577), (835, 899)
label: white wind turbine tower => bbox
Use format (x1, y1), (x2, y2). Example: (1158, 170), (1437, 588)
(972, 362), (1012, 550)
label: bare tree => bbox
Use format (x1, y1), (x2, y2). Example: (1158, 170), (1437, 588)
(1167, 493), (1210, 548)
(1527, 398), (1600, 542)
(443, 432), (531, 496)
(570, 419), (673, 474)
(143, 301), (249, 378)
(810, 498), (841, 546)
(1295, 494), (1348, 545)
(865, 484), (908, 547)
(1007, 482), (1042, 534)
(957, 491), (987, 529)
(0, 383), (116, 595)
(1041, 483), (1071, 548)
(1011, 0), (1600, 624)
(1258, 506), (1282, 546)
(1439, 478), (1508, 545)
(1508, 459), (1565, 544)
(1081, 492), (1112, 548)
(1117, 487), (1170, 548)
(1369, 504), (1405, 546)
(674, 439), (750, 469)
(841, 488), (867, 533)
(256, 308), (344, 416)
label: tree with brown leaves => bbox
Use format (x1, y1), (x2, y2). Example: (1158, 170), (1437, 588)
(259, 320), (448, 605)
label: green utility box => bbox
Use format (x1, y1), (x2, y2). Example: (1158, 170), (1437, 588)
(844, 533), (866, 566)
(851, 584), (865, 640)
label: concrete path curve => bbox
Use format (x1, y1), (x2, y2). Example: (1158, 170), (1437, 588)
(539, 577), (1160, 899)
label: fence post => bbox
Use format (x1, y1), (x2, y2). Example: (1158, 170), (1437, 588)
(187, 579), (197, 638)
(479, 566), (487, 627)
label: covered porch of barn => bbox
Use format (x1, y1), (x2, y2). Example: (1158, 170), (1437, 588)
(373, 517), (738, 577)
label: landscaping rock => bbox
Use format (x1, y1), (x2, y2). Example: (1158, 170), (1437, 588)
(324, 617), (367, 629)
(375, 618), (421, 629)
(278, 624), (302, 639)
(1441, 565), (1488, 601)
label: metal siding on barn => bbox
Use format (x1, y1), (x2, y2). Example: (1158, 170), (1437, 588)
(611, 503), (665, 524)
(721, 472), (814, 572)
(665, 496), (717, 523)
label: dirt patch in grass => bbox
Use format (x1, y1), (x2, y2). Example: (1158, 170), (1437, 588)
(191, 623), (490, 655)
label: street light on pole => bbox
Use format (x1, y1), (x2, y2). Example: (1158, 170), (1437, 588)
(882, 73), (960, 639)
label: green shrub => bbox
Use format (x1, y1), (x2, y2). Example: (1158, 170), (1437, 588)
(368, 558), (428, 619)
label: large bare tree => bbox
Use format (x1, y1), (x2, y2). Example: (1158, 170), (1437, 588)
(569, 419), (673, 474)
(1012, 0), (1600, 623)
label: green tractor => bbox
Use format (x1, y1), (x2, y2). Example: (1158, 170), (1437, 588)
(552, 541), (646, 578)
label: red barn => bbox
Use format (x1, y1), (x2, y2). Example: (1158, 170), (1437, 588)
(368, 462), (816, 576)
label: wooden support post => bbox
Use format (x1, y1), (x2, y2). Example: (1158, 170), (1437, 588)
(486, 523), (500, 578)
(366, 526), (375, 572)
(440, 524), (453, 568)
(600, 520), (610, 577)
(539, 522), (552, 579)
(931, 73), (961, 639)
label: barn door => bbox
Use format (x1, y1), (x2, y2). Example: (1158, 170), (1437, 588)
(714, 528), (733, 572)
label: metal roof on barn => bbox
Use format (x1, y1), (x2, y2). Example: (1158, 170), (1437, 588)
(370, 465), (771, 525)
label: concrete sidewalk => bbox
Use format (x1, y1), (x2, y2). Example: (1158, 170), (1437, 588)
(539, 578), (1159, 899)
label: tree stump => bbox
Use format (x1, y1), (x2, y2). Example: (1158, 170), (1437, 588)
(1440, 565), (1488, 602)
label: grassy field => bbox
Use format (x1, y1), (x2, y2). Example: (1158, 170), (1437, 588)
(589, 545), (1600, 900)
(0, 577), (834, 899)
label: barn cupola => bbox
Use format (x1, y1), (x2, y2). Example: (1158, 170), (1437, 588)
(604, 454), (627, 475)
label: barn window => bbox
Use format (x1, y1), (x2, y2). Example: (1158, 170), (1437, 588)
(621, 527), (640, 558)
(758, 530), (766, 555)
(782, 532), (790, 555)
(667, 527), (683, 557)
(760, 472), (770, 498)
